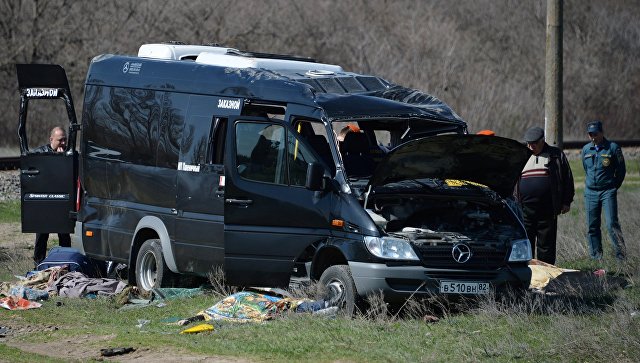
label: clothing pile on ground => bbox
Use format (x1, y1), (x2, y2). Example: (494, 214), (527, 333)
(0, 265), (127, 310)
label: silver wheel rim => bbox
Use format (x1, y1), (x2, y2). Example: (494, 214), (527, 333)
(326, 278), (345, 307)
(139, 250), (157, 291)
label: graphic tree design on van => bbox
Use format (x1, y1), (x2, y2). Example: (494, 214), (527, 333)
(84, 86), (184, 169)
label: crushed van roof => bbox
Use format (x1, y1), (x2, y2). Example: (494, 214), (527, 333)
(88, 44), (465, 125)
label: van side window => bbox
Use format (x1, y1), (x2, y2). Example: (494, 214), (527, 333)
(293, 119), (334, 174)
(235, 122), (286, 184)
(181, 117), (211, 166)
(210, 118), (226, 165)
(287, 129), (318, 186)
(157, 92), (187, 168)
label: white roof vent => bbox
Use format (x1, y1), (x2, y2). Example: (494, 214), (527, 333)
(195, 52), (343, 73)
(138, 43), (235, 60)
(305, 70), (336, 77)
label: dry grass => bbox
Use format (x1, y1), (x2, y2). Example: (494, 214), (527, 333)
(557, 187), (640, 267)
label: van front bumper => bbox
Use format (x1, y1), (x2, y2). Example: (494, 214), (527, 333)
(348, 261), (531, 302)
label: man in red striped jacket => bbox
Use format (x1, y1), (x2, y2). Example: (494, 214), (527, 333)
(515, 126), (575, 264)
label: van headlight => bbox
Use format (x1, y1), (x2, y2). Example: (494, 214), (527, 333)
(364, 236), (419, 260)
(508, 239), (532, 262)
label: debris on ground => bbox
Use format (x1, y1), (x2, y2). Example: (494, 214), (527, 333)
(528, 259), (631, 294)
(180, 323), (214, 334)
(423, 314), (440, 323)
(47, 271), (126, 298)
(177, 291), (335, 325)
(0, 265), (128, 308)
(0, 296), (42, 310)
(100, 347), (135, 357)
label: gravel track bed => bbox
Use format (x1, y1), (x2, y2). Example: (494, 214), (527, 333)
(0, 170), (19, 201)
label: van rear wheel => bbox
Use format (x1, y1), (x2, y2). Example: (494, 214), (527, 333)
(135, 239), (170, 294)
(319, 265), (359, 316)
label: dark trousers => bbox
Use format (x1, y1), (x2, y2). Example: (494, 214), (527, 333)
(585, 188), (625, 260)
(522, 204), (557, 265)
(34, 233), (71, 265)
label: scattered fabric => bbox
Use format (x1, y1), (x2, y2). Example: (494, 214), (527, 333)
(180, 323), (215, 334)
(544, 271), (630, 294)
(8, 286), (49, 301)
(177, 315), (206, 326)
(0, 296), (42, 310)
(312, 306), (339, 317)
(528, 259), (578, 291)
(153, 287), (204, 300)
(0, 266), (68, 302)
(47, 271), (126, 298)
(136, 319), (150, 328)
(528, 259), (630, 294)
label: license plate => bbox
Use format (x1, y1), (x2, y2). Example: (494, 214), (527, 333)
(439, 281), (490, 294)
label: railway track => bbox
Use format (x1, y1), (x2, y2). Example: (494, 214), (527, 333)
(0, 156), (20, 170)
(562, 139), (640, 149)
(1, 139), (639, 171)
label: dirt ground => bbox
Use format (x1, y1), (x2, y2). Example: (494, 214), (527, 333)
(2, 328), (249, 362)
(0, 222), (250, 362)
(0, 222), (33, 273)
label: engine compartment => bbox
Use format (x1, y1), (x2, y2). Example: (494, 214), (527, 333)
(369, 196), (525, 244)
(366, 194), (527, 268)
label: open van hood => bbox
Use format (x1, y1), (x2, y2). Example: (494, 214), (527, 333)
(369, 135), (531, 198)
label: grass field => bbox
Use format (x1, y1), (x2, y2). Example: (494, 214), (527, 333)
(1, 161), (639, 361)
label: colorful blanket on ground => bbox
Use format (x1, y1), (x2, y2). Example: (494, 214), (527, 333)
(0, 296), (42, 310)
(201, 291), (314, 322)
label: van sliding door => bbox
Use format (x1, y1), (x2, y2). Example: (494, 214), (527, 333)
(223, 116), (333, 287)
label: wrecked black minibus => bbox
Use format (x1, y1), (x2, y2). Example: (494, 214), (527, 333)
(17, 43), (532, 313)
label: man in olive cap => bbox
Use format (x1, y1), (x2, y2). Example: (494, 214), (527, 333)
(581, 120), (626, 260)
(515, 126), (574, 264)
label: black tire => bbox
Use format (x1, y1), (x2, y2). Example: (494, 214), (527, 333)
(135, 239), (171, 294)
(319, 265), (359, 316)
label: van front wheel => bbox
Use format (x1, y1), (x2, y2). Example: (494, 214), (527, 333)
(135, 239), (170, 294)
(319, 265), (359, 316)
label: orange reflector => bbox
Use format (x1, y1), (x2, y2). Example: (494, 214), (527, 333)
(85, 230), (94, 237)
(331, 219), (344, 228)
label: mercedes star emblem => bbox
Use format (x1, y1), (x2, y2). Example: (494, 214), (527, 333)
(452, 243), (472, 263)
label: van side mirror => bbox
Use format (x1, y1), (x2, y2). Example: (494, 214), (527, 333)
(305, 162), (326, 191)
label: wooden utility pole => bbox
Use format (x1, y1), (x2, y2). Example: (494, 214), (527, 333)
(545, 0), (563, 148)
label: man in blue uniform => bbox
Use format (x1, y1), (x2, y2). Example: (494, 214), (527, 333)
(581, 120), (626, 260)
(516, 126), (574, 264)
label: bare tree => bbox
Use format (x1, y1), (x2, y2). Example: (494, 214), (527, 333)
(1, 0), (639, 152)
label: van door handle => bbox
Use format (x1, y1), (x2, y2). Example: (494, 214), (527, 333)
(225, 198), (253, 206)
(21, 169), (40, 176)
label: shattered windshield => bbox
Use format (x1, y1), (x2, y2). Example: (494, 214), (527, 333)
(331, 118), (462, 189)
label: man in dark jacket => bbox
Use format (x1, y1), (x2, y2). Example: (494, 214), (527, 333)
(32, 126), (71, 265)
(515, 126), (575, 264)
(582, 120), (626, 260)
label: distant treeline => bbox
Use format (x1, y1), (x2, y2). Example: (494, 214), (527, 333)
(2, 0), (639, 149)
